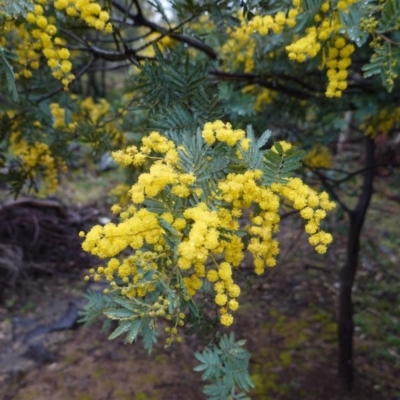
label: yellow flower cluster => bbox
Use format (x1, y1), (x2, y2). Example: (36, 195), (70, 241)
(134, 32), (176, 58)
(63, 95), (125, 141)
(221, 13), (257, 73)
(248, 8), (299, 34)
(218, 171), (280, 275)
(286, 27), (321, 62)
(361, 106), (400, 137)
(336, 0), (358, 12)
(54, 0), (112, 32)
(3, 0), (111, 87)
(82, 208), (164, 258)
(206, 261), (241, 327)
(25, 3), (75, 86)
(81, 123), (335, 329)
(323, 38), (354, 97)
(221, 7), (299, 72)
(303, 144), (333, 169)
(202, 120), (245, 146)
(286, 0), (357, 97)
(49, 95), (121, 135)
(79, 96), (121, 136)
(129, 163), (196, 203)
(242, 86), (277, 111)
(272, 178), (335, 254)
(112, 131), (178, 168)
(9, 133), (59, 192)
(112, 133), (190, 203)
(254, 88), (277, 111)
(50, 103), (66, 129)
(1, 91), (128, 196)
(283, 1), (356, 97)
(49, 102), (79, 131)
(221, 0), (357, 97)
(6, 23), (41, 79)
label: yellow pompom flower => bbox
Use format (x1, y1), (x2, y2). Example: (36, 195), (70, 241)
(54, 0), (68, 10)
(66, 6), (77, 16)
(36, 16), (48, 29)
(60, 60), (72, 73)
(58, 48), (70, 59)
(47, 58), (59, 68)
(26, 13), (36, 23)
(220, 313), (234, 326)
(227, 284), (241, 298)
(215, 293), (228, 306)
(218, 262), (232, 280)
(228, 299), (239, 311)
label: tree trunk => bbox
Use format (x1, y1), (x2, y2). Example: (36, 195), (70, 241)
(338, 136), (375, 390)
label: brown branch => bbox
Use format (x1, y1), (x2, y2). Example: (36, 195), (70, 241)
(376, 32), (400, 47)
(111, 0), (218, 59)
(208, 70), (317, 100)
(87, 62), (131, 72)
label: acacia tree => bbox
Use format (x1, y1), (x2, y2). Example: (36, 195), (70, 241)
(1, 0), (400, 397)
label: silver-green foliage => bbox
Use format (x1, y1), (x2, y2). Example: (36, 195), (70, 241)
(362, 42), (400, 92)
(0, 0), (33, 18)
(194, 333), (254, 400)
(78, 289), (114, 331)
(0, 47), (18, 101)
(353, 0), (400, 92)
(139, 46), (223, 133)
(79, 290), (159, 352)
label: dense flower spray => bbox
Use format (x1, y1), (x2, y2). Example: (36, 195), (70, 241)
(221, 0), (357, 97)
(3, 0), (111, 87)
(81, 122), (335, 335)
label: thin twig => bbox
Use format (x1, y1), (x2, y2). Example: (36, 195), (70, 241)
(111, 0), (218, 59)
(34, 56), (96, 103)
(312, 169), (352, 213)
(208, 70), (316, 100)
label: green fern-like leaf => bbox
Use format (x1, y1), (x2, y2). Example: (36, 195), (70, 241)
(194, 348), (224, 380)
(262, 144), (306, 185)
(362, 42), (400, 92)
(339, 3), (369, 46)
(140, 320), (158, 353)
(103, 308), (135, 320)
(0, 47), (18, 101)
(0, 0), (33, 19)
(378, 0), (400, 32)
(108, 320), (134, 340)
(202, 381), (231, 400)
(143, 197), (170, 214)
(256, 129), (272, 149)
(194, 333), (253, 400)
(139, 47), (223, 133)
(293, 0), (324, 33)
(125, 319), (142, 343)
(78, 290), (114, 326)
